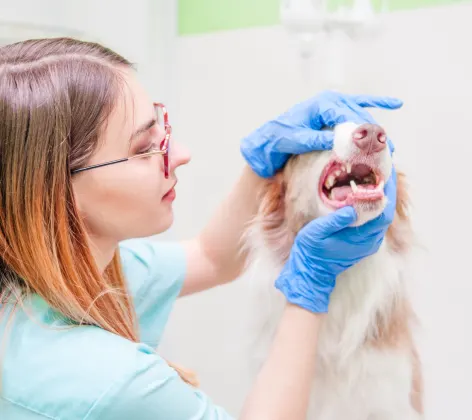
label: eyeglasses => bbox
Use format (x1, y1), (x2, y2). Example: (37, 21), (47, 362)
(71, 102), (171, 178)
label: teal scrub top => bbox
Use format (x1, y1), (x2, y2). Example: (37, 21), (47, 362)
(0, 238), (235, 419)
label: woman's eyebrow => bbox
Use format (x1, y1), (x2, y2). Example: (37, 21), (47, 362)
(130, 118), (157, 141)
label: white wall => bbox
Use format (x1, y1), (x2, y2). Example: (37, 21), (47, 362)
(162, 3), (472, 418)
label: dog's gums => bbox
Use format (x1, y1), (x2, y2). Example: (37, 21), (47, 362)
(319, 159), (385, 209)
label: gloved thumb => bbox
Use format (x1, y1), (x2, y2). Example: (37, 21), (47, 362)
(308, 207), (357, 238)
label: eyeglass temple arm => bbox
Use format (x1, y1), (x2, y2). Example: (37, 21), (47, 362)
(71, 157), (129, 174)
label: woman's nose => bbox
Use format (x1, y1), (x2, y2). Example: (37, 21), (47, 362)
(169, 141), (191, 170)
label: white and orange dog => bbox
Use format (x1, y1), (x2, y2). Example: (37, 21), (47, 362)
(242, 122), (423, 419)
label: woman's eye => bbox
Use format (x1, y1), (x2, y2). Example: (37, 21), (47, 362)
(137, 143), (153, 155)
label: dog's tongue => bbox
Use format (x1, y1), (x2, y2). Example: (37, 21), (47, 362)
(331, 184), (379, 201)
(331, 186), (351, 201)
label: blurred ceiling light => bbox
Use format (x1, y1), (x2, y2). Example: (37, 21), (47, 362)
(280, 0), (383, 58)
(280, 0), (387, 88)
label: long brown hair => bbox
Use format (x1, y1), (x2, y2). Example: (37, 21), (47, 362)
(0, 37), (197, 386)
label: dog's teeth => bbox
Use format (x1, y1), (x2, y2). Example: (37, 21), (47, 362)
(350, 180), (358, 192)
(346, 163), (352, 174)
(325, 175), (336, 189)
(377, 180), (385, 191)
(334, 170), (341, 176)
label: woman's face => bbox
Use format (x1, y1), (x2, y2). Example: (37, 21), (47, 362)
(72, 68), (191, 244)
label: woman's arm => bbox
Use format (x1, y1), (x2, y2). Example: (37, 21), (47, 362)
(180, 165), (263, 296)
(240, 303), (324, 420)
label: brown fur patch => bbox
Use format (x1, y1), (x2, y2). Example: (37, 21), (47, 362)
(166, 360), (200, 388)
(280, 157), (310, 235)
(258, 174), (294, 262)
(370, 298), (414, 349)
(386, 170), (412, 253)
(410, 346), (424, 414)
(370, 304), (423, 415)
(260, 174), (285, 230)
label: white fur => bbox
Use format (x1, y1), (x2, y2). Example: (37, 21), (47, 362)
(242, 122), (422, 419)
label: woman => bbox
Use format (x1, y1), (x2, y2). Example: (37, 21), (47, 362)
(0, 38), (402, 419)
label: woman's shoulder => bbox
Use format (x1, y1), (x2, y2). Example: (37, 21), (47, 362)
(118, 237), (187, 297)
(1, 299), (168, 419)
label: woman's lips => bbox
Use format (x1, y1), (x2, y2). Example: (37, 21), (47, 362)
(162, 186), (176, 202)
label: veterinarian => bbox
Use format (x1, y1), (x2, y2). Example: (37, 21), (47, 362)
(0, 38), (402, 420)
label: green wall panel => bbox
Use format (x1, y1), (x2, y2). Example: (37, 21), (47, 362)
(178, 0), (469, 35)
(178, 0), (279, 35)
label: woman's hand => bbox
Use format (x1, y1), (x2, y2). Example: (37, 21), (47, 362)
(240, 90), (402, 178)
(275, 167), (397, 314)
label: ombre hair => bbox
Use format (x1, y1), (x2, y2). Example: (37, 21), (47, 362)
(0, 37), (197, 386)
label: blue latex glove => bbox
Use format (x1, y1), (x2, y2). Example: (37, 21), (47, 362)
(240, 90), (402, 178)
(275, 167), (397, 313)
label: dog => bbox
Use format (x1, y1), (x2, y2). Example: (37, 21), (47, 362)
(241, 121), (423, 420)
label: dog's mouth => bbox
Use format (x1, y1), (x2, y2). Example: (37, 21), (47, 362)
(319, 160), (385, 208)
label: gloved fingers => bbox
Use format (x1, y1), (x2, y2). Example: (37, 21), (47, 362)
(387, 136), (395, 155)
(305, 206), (358, 238)
(272, 127), (335, 154)
(380, 165), (397, 221)
(384, 165), (397, 198)
(296, 128), (334, 153)
(320, 102), (377, 128)
(324, 96), (397, 156)
(342, 224), (387, 258)
(348, 94), (404, 110)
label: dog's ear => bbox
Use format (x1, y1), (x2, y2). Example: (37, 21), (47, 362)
(255, 172), (294, 262)
(260, 173), (286, 229)
(386, 170), (412, 252)
(394, 170), (409, 220)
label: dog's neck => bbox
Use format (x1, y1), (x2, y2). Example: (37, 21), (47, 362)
(243, 227), (409, 372)
(317, 241), (408, 368)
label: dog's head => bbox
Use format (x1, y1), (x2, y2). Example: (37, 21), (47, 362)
(291, 121), (392, 226)
(251, 122), (411, 262)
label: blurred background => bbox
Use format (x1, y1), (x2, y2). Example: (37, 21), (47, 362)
(1, 0), (470, 418)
